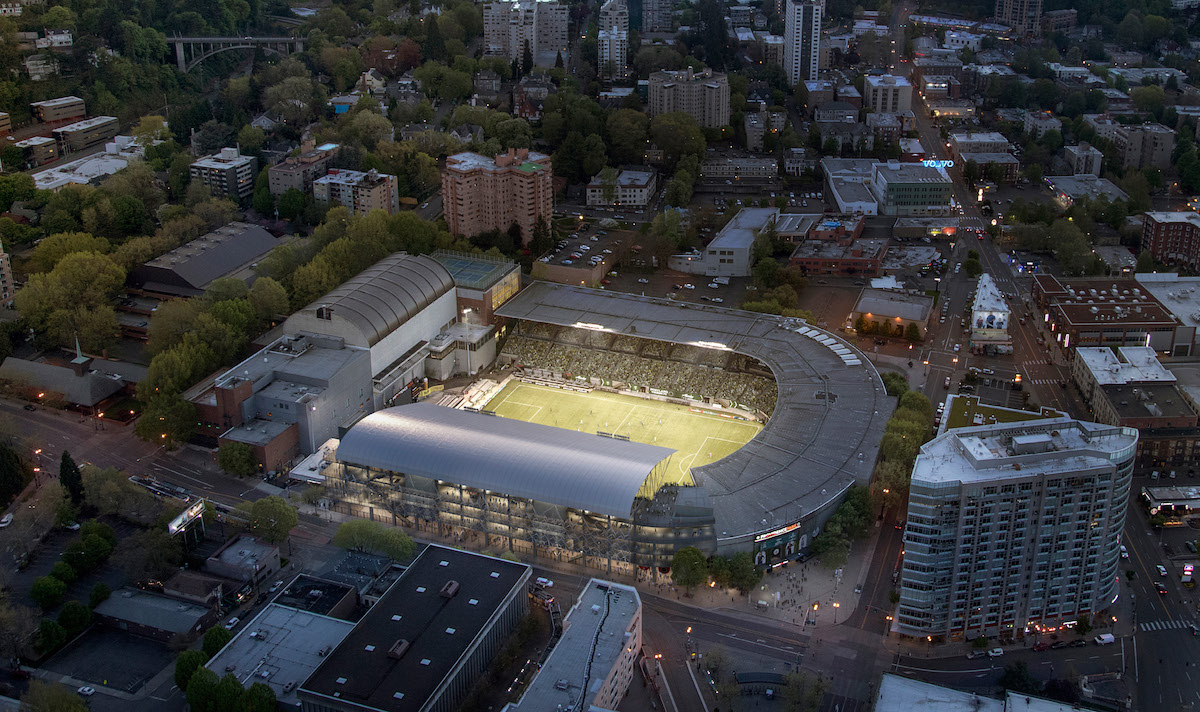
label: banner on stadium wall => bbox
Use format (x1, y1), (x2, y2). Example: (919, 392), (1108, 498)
(649, 388), (669, 396)
(416, 385), (445, 399)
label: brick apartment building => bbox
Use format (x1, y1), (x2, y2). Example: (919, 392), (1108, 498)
(313, 168), (401, 216)
(441, 148), (554, 243)
(268, 143), (339, 196)
(1142, 211), (1200, 270)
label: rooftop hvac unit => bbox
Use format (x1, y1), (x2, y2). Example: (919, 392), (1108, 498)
(388, 639), (411, 660)
(439, 580), (460, 598)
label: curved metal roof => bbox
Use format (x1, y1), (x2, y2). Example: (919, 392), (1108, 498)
(337, 403), (676, 518)
(307, 254), (454, 347)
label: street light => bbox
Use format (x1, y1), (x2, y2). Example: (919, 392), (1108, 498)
(832, 602), (841, 624)
(462, 308), (473, 376)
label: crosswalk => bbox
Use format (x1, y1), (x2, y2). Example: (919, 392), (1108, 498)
(1028, 378), (1059, 386)
(1140, 619), (1196, 632)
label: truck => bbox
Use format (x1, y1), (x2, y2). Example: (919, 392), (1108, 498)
(1093, 634), (1115, 645)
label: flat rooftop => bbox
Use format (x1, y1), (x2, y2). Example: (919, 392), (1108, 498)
(223, 418), (294, 447)
(774, 213), (824, 236)
(209, 534), (277, 572)
(709, 207), (778, 251)
(53, 116), (117, 133)
(1075, 346), (1174, 386)
(876, 673), (1003, 712)
(1045, 175), (1129, 202)
(855, 288), (932, 321)
(791, 237), (888, 261)
(1144, 211), (1200, 228)
(507, 580), (640, 710)
(940, 395), (1063, 435)
(949, 131), (1008, 143)
(205, 604), (355, 707)
(93, 588), (210, 634)
(31, 96), (83, 108)
(300, 545), (531, 712)
(1135, 273), (1200, 330)
(1102, 383), (1195, 420)
(430, 250), (518, 291)
(874, 162), (952, 184)
(496, 281), (890, 546)
(914, 418), (1138, 485)
(272, 575), (357, 617)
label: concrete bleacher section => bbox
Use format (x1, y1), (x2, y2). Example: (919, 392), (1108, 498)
(789, 321), (863, 366)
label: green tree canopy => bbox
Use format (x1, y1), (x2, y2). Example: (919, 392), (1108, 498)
(217, 441), (259, 477)
(331, 518), (416, 561)
(670, 546), (708, 590)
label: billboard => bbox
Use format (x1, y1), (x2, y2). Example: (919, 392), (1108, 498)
(167, 499), (206, 535)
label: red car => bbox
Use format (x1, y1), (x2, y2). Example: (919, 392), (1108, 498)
(1032, 642), (1050, 652)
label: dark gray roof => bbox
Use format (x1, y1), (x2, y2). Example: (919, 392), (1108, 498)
(337, 402), (676, 518)
(138, 222), (278, 294)
(302, 254), (455, 347)
(93, 588), (210, 634)
(0, 357), (123, 406)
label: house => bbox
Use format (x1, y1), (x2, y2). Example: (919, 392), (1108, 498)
(359, 68), (387, 94)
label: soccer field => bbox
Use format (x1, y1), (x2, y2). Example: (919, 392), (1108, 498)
(482, 381), (762, 483)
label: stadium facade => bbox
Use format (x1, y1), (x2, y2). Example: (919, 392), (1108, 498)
(320, 280), (891, 574)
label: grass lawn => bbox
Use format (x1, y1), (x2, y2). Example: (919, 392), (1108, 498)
(483, 381), (762, 484)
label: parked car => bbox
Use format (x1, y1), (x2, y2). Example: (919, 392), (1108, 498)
(1069, 639), (1087, 647)
(1120, 545), (1129, 559)
(535, 577), (554, 588)
(1157, 565), (1168, 577)
(966, 650), (986, 659)
(1032, 642), (1050, 652)
(77, 687), (95, 697)
(987, 648), (1003, 658)
(1049, 641), (1069, 650)
(224, 617), (240, 630)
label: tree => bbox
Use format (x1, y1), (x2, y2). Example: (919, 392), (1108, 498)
(57, 600), (91, 637)
(203, 625), (233, 657)
(132, 115), (172, 148)
(726, 551), (762, 593)
(114, 528), (183, 585)
(331, 519), (415, 561)
(998, 660), (1042, 694)
(1042, 678), (1081, 704)
(963, 258), (983, 278)
(782, 671), (828, 712)
(872, 460), (911, 513)
(217, 441), (259, 477)
(27, 232), (111, 274)
(186, 666), (221, 712)
(20, 681), (87, 712)
(49, 561), (77, 585)
(175, 649), (209, 690)
(59, 451), (83, 507)
(36, 618), (67, 653)
(242, 496), (299, 545)
(244, 683), (278, 712)
(30, 576), (67, 610)
(89, 582), (111, 608)
(670, 546), (708, 591)
(904, 322), (922, 342)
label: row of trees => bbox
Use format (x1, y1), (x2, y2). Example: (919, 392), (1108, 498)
(670, 547), (764, 594)
(175, 627), (277, 712)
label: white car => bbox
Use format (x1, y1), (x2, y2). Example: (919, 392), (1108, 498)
(953, 344), (960, 352)
(225, 617), (240, 630)
(683, 284), (695, 290)
(1157, 565), (1168, 577)
(1120, 545), (1129, 559)
(0, 513), (12, 528)
(987, 648), (1003, 658)
(637, 278), (649, 284)
(535, 577), (554, 588)
(77, 687), (95, 697)
(712, 298), (723, 303)
(708, 283), (719, 289)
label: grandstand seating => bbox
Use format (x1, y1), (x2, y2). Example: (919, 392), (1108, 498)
(502, 330), (777, 414)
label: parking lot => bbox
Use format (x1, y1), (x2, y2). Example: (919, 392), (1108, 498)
(43, 627), (171, 693)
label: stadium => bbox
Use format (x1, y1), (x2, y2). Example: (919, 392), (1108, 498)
(325, 280), (892, 576)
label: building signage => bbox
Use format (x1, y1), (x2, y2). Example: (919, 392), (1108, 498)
(922, 159), (955, 169)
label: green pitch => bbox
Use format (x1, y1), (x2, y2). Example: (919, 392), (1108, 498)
(483, 381), (762, 484)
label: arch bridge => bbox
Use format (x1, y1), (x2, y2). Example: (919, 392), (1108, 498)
(167, 36), (306, 72)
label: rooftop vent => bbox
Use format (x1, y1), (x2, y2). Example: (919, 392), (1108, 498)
(388, 639), (411, 660)
(439, 580), (460, 599)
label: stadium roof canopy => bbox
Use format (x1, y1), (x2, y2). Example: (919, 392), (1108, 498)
(294, 253), (455, 348)
(336, 402), (676, 518)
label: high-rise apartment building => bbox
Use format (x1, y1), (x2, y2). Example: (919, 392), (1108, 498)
(482, 1), (568, 62)
(896, 417), (1136, 640)
(0, 239), (14, 307)
(647, 67), (730, 128)
(1113, 123), (1175, 171)
(190, 147), (258, 202)
(441, 148), (554, 243)
(642, 0), (672, 32)
(268, 143), (340, 196)
(598, 0), (629, 77)
(994, 0), (1042, 36)
(784, 0), (821, 85)
(863, 75), (912, 114)
(313, 169), (401, 216)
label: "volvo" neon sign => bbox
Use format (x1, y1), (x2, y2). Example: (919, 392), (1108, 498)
(922, 159), (955, 169)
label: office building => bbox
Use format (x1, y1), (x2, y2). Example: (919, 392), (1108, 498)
(647, 67), (730, 129)
(1031, 275), (1181, 355)
(947, 131), (1011, 161)
(503, 580), (642, 712)
(969, 273), (1011, 355)
(896, 418), (1136, 640)
(597, 0), (629, 77)
(642, 0), (672, 32)
(441, 149), (554, 242)
(993, 0), (1042, 36)
(784, 0), (821, 84)
(1142, 211), (1200, 270)
(863, 75), (912, 114)
(205, 535), (281, 586)
(13, 136), (56, 166)
(52, 116), (119, 154)
(298, 545), (531, 712)
(268, 143), (340, 196)
(870, 161), (953, 216)
(314, 169), (401, 216)
(190, 147), (258, 202)
(699, 156), (777, 181)
(481, 1), (568, 62)
(29, 95), (84, 125)
(1114, 123), (1175, 171)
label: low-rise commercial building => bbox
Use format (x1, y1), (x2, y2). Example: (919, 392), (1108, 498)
(670, 207), (775, 278)
(205, 535), (281, 586)
(131, 222), (278, 298)
(699, 156), (777, 181)
(52, 116), (118, 154)
(970, 273), (1011, 355)
(298, 545), (531, 712)
(503, 579), (641, 712)
(1032, 275), (1182, 355)
(30, 95), (84, 125)
(314, 169), (401, 216)
(948, 131), (1011, 160)
(821, 157), (879, 215)
(852, 288), (933, 336)
(93, 588), (217, 642)
(870, 161), (953, 216)
(959, 152), (1020, 183)
(1044, 175), (1128, 209)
